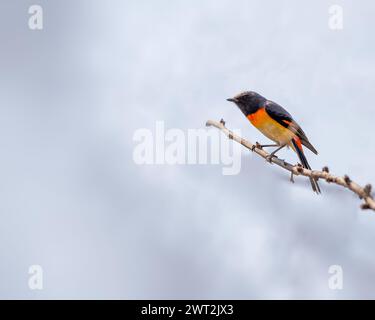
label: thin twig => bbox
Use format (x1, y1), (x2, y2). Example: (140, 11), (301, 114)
(206, 119), (375, 211)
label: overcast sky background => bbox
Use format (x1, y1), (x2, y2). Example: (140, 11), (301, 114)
(0, 0), (375, 299)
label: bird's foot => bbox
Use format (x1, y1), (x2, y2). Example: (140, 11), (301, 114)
(266, 154), (277, 163)
(251, 142), (262, 151)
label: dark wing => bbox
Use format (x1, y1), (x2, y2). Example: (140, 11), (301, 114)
(264, 100), (293, 124)
(264, 100), (318, 155)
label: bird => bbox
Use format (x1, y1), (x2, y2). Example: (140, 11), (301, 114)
(227, 91), (320, 194)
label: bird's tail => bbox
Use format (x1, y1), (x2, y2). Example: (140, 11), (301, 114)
(291, 138), (321, 194)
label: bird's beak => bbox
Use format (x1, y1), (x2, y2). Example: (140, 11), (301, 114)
(227, 98), (237, 103)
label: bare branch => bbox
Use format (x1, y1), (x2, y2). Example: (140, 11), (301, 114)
(206, 119), (375, 211)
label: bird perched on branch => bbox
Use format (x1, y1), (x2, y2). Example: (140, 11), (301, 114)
(227, 91), (320, 194)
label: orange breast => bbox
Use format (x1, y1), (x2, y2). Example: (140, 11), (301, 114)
(246, 108), (296, 145)
(247, 108), (269, 126)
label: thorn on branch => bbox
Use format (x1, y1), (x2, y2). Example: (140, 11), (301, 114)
(290, 171), (295, 183)
(344, 175), (352, 185)
(364, 184), (372, 197)
(322, 166), (330, 173)
(361, 203), (371, 210)
(220, 118), (226, 126)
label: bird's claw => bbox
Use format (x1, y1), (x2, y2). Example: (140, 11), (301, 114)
(266, 154), (276, 163)
(251, 142), (262, 152)
(255, 142), (262, 149)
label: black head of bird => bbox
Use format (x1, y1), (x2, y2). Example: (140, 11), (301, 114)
(227, 91), (266, 116)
